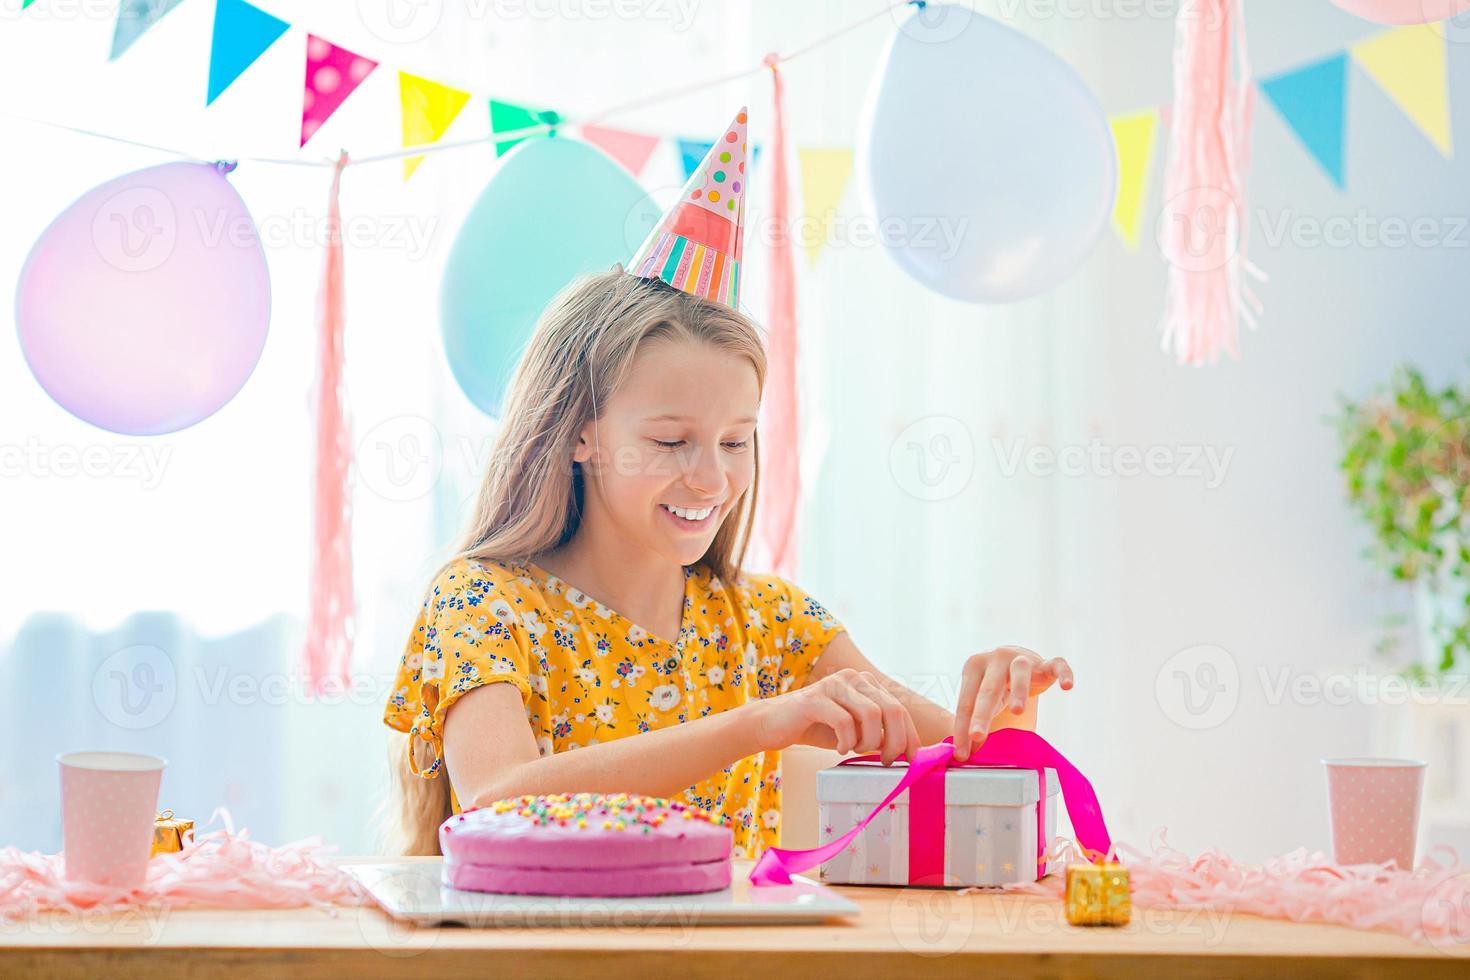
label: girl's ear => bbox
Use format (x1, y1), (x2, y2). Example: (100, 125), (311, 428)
(570, 425), (594, 464)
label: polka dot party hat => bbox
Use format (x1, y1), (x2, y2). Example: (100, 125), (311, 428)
(628, 106), (748, 310)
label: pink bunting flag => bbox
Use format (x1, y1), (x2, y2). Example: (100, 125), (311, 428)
(756, 55), (800, 579)
(580, 123), (661, 177)
(301, 35), (378, 147)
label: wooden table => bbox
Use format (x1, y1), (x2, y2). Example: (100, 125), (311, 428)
(2, 857), (1465, 978)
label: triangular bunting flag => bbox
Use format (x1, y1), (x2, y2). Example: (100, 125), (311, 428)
(399, 72), (470, 180)
(489, 100), (558, 156)
(679, 139), (762, 179)
(581, 123), (661, 177)
(110, 0), (184, 61)
(1353, 25), (1453, 157)
(1108, 109), (1159, 250)
(302, 35), (379, 146)
(207, 0), (289, 105)
(677, 138), (714, 180)
(1260, 53), (1350, 188)
(796, 147), (853, 265)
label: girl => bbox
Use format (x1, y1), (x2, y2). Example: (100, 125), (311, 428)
(382, 108), (1073, 860)
(381, 269), (1074, 859)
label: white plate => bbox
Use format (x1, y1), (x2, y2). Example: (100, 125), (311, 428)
(343, 860), (861, 927)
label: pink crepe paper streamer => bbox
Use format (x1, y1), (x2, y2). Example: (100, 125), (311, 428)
(755, 54), (801, 579)
(0, 808), (366, 920)
(1158, 0), (1266, 365)
(987, 830), (1470, 946)
(302, 151), (355, 697)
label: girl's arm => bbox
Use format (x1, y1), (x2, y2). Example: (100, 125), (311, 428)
(443, 665), (924, 806)
(443, 681), (766, 807)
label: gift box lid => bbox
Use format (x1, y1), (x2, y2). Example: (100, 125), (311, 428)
(817, 760), (1060, 806)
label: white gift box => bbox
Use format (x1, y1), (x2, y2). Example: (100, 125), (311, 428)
(816, 759), (1060, 887)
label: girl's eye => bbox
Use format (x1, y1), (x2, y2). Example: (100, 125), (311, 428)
(722, 440), (749, 451)
(653, 440), (684, 450)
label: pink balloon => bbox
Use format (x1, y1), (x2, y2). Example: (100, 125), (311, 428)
(1330, 0), (1470, 23)
(16, 162), (270, 435)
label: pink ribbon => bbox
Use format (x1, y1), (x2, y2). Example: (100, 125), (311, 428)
(750, 729), (1112, 886)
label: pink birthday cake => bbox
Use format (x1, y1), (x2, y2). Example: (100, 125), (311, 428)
(440, 792), (733, 896)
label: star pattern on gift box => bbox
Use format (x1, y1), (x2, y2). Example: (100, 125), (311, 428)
(975, 826), (986, 838)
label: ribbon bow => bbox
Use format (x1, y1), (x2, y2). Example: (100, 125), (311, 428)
(750, 728), (1111, 886)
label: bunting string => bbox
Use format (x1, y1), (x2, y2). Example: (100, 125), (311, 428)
(2, 0), (920, 171)
(4, 8), (1455, 252)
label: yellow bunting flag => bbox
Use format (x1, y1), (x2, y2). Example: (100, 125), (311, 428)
(796, 147), (854, 265)
(1352, 25), (1452, 157)
(399, 71), (471, 180)
(1108, 108), (1159, 250)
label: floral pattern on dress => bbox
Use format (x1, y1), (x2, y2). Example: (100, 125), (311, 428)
(383, 558), (845, 862)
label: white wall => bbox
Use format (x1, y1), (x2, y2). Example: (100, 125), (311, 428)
(4, 1), (1466, 861)
(756, 1), (1470, 862)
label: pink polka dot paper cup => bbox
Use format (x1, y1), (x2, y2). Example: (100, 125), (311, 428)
(1322, 757), (1427, 870)
(57, 751), (167, 888)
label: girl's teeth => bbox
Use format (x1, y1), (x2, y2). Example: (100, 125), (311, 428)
(663, 503), (714, 521)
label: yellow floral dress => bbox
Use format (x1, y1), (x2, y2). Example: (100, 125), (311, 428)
(383, 557), (846, 861)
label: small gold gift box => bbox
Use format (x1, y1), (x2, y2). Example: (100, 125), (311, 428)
(150, 809), (195, 857)
(1064, 861), (1131, 926)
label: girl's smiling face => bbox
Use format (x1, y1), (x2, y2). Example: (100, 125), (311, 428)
(572, 336), (760, 567)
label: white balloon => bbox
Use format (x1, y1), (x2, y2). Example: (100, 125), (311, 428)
(858, 4), (1116, 303)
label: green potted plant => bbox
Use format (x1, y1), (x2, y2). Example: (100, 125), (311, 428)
(1335, 365), (1470, 677)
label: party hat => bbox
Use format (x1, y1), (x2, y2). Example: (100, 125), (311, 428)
(629, 106), (748, 309)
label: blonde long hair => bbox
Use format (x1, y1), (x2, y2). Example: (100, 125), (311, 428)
(382, 268), (768, 855)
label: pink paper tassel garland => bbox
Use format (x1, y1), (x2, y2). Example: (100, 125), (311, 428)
(302, 152), (355, 695)
(756, 55), (801, 579)
(1157, 0), (1266, 365)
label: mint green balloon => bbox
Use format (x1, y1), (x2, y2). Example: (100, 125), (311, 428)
(441, 137), (652, 415)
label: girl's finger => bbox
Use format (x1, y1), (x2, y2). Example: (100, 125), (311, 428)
(858, 677), (911, 767)
(965, 658), (1007, 756)
(836, 682), (885, 754)
(903, 704), (923, 764)
(1008, 656), (1033, 713)
(1046, 656), (1075, 690)
(952, 655), (987, 760)
(814, 695), (857, 754)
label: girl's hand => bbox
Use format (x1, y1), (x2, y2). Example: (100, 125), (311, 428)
(953, 646), (1074, 762)
(751, 669), (923, 766)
